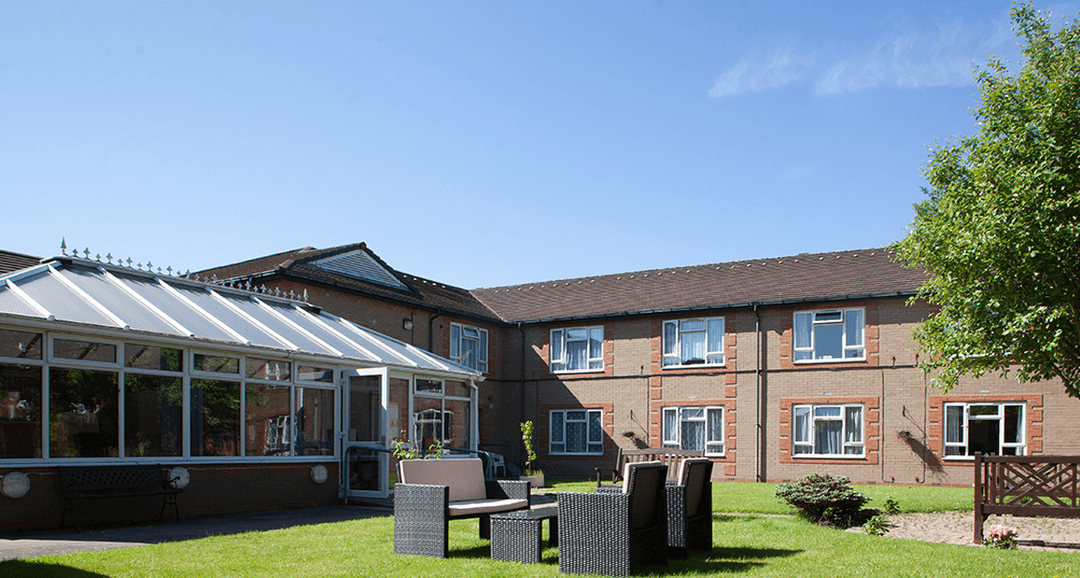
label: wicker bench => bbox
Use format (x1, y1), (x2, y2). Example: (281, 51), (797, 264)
(394, 458), (530, 558)
(59, 465), (181, 531)
(596, 447), (703, 489)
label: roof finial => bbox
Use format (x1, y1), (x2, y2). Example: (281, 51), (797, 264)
(60, 238), (67, 255)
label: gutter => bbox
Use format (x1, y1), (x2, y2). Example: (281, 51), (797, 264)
(428, 309), (442, 353)
(754, 302), (763, 482)
(519, 321), (526, 469)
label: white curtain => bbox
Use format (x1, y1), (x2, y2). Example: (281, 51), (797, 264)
(815, 420), (842, 454)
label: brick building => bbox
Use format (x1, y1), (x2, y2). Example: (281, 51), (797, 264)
(2, 241), (1076, 531)
(200, 243), (1080, 487)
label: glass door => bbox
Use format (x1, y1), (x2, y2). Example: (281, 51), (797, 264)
(343, 368), (387, 500)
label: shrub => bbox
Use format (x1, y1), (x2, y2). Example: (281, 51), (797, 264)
(883, 497), (901, 515)
(775, 473), (870, 528)
(862, 514), (889, 536)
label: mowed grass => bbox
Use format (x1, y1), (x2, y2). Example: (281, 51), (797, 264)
(2, 481), (1069, 578)
(551, 479), (974, 515)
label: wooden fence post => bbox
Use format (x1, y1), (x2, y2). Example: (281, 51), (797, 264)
(973, 452), (984, 544)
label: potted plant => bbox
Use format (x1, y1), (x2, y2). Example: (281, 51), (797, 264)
(519, 420), (544, 488)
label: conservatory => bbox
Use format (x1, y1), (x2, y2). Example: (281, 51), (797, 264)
(0, 254), (480, 529)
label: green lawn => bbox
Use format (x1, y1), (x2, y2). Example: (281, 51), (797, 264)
(549, 479), (974, 515)
(3, 482), (1071, 578)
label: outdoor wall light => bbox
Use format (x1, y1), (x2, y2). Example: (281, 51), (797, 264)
(1, 471), (30, 499)
(310, 464), (329, 484)
(167, 466), (191, 490)
(402, 318), (414, 331)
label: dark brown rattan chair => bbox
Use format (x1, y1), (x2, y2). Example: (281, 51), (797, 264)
(666, 458), (713, 557)
(558, 461), (668, 576)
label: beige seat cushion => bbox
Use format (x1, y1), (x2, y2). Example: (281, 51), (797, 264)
(448, 498), (529, 517)
(398, 458), (487, 502)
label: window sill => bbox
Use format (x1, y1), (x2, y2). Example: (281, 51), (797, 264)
(548, 451), (604, 457)
(792, 357), (865, 365)
(792, 454), (865, 459)
(551, 368), (605, 375)
(661, 363), (726, 370)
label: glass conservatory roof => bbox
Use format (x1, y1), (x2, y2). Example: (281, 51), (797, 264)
(0, 257), (479, 379)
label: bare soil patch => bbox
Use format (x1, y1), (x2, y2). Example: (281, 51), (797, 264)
(854, 511), (1080, 551)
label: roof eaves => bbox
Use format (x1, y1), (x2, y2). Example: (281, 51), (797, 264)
(228, 268), (506, 326)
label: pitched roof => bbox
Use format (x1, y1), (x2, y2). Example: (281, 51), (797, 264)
(0, 257), (481, 379)
(470, 248), (927, 323)
(0, 250), (41, 276)
(198, 243), (501, 322)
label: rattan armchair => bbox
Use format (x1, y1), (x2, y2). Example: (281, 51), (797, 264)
(666, 458), (713, 557)
(557, 461), (668, 576)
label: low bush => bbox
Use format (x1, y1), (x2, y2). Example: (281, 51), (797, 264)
(775, 472), (870, 528)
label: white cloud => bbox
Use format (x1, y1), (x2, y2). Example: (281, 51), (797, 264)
(709, 16), (1021, 99)
(813, 24), (998, 96)
(708, 47), (816, 98)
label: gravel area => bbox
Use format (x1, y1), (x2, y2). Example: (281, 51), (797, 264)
(853, 511), (1080, 551)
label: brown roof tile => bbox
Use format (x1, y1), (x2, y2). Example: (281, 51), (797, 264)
(470, 248), (926, 323)
(198, 243), (501, 322)
(0, 250), (41, 276)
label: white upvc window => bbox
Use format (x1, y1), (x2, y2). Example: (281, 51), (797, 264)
(662, 317), (725, 367)
(662, 406), (724, 456)
(944, 402), (1025, 458)
(793, 308), (864, 362)
(549, 409), (603, 455)
(793, 404), (864, 457)
(450, 323), (488, 373)
(550, 326), (603, 373)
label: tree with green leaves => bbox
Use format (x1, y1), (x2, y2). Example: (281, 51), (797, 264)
(896, 2), (1080, 398)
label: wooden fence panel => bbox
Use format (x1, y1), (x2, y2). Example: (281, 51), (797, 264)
(974, 453), (1080, 543)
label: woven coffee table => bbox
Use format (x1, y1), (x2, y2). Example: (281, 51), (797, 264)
(490, 507), (559, 563)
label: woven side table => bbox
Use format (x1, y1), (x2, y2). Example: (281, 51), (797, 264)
(490, 507), (559, 564)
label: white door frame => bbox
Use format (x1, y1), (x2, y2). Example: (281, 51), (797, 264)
(342, 367), (389, 500)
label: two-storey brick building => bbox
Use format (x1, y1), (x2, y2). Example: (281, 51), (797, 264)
(200, 242), (1080, 486)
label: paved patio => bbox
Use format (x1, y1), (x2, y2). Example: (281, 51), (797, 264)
(0, 503), (391, 561)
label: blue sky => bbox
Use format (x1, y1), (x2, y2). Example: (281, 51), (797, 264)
(1, 1), (1069, 288)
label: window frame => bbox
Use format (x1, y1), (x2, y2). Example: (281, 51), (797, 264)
(548, 408), (604, 456)
(1, 328), (345, 465)
(943, 402), (1026, 459)
(661, 317), (725, 368)
(792, 308), (865, 363)
(450, 322), (489, 373)
(550, 326), (604, 373)
(661, 406), (725, 456)
(792, 403), (865, 458)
